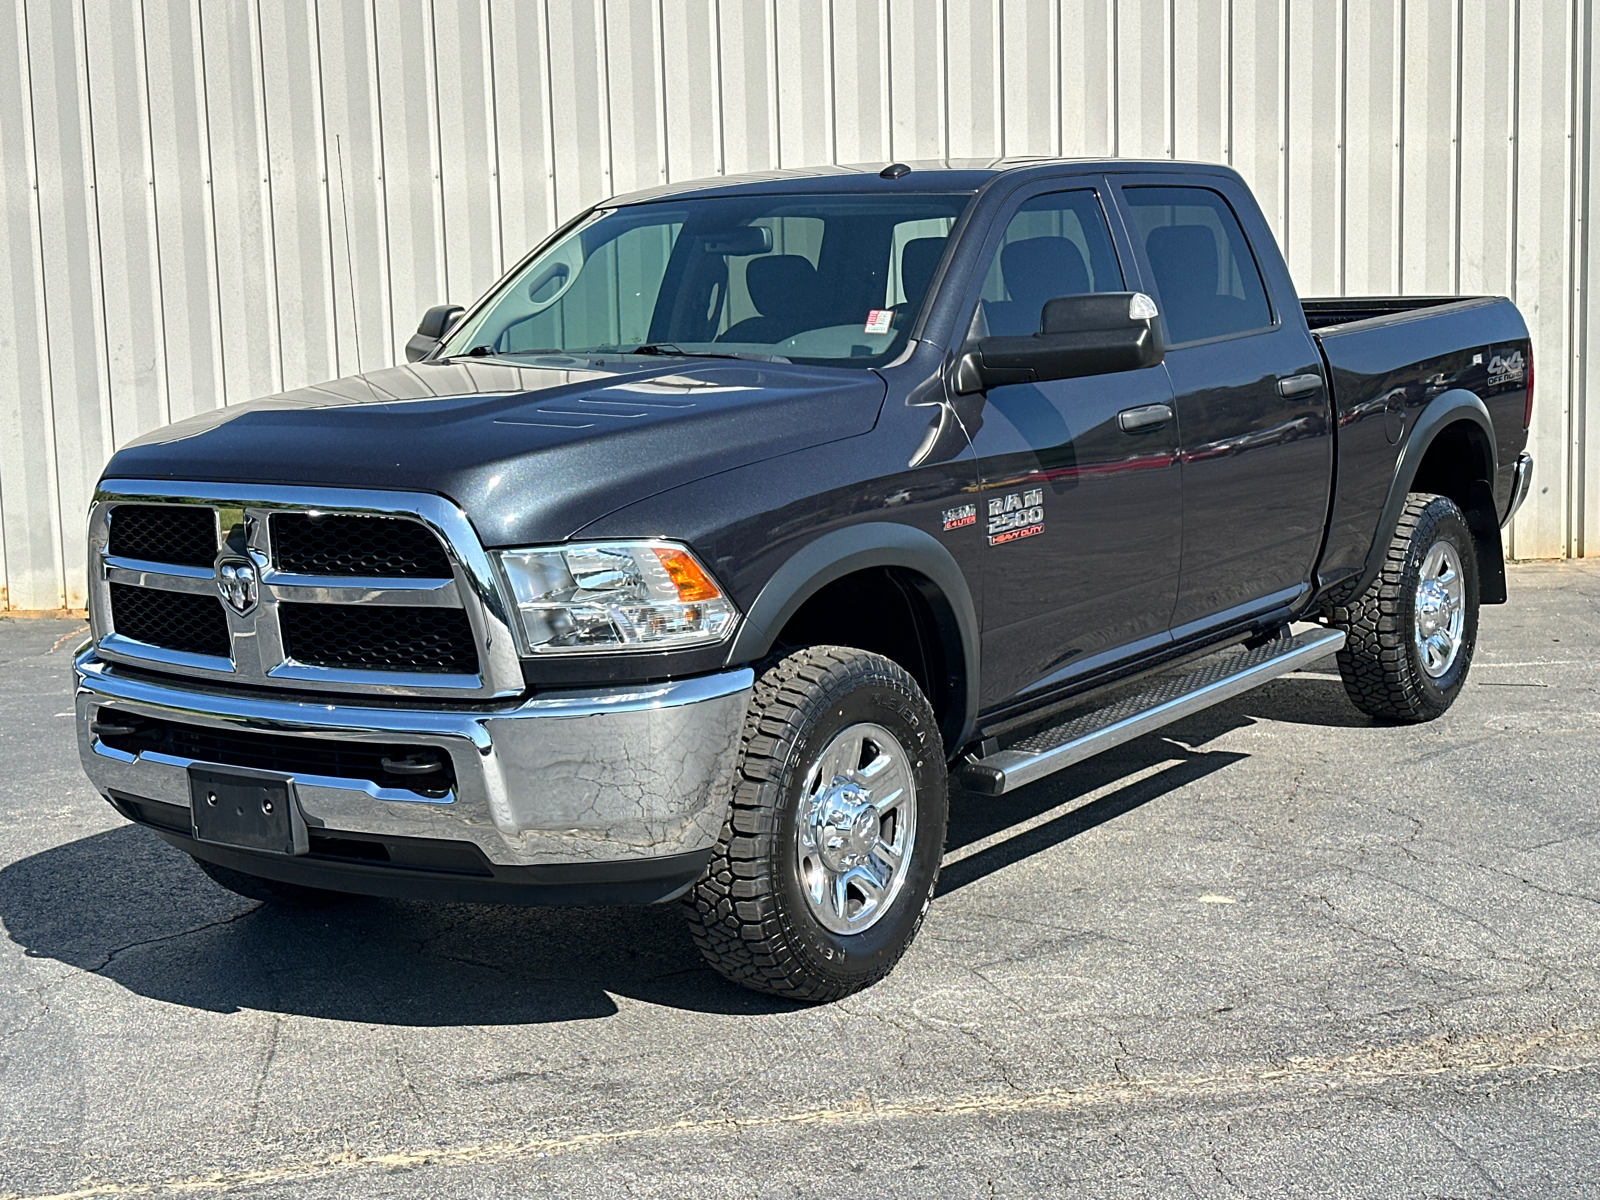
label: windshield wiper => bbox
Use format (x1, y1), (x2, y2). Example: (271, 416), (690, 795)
(457, 345), (564, 359)
(630, 343), (774, 362)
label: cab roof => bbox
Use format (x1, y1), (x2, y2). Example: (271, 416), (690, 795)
(603, 157), (1222, 207)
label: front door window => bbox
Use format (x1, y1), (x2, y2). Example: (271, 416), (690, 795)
(963, 186), (1182, 711)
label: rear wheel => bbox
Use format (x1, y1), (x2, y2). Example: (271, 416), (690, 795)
(1329, 492), (1480, 722)
(685, 646), (948, 1002)
(191, 856), (351, 908)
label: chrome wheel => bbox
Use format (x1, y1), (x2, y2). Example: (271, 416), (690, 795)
(794, 721), (918, 935)
(1413, 538), (1466, 678)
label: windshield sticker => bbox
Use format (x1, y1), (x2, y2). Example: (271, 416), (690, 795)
(942, 503), (977, 531)
(987, 489), (1045, 545)
(863, 309), (894, 335)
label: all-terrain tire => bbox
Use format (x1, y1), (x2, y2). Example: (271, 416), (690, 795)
(684, 646), (949, 1003)
(191, 856), (352, 908)
(1329, 492), (1480, 722)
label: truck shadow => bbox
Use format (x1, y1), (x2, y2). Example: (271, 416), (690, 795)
(0, 824), (785, 1025)
(938, 672), (1368, 894)
(0, 674), (1360, 1025)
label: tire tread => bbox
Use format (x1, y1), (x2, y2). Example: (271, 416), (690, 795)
(1329, 492), (1477, 722)
(684, 646), (941, 1003)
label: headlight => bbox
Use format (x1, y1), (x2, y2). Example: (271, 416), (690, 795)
(493, 541), (738, 655)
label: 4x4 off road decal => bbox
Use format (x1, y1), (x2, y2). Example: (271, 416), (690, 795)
(1487, 349), (1526, 387)
(942, 503), (977, 531)
(987, 488), (1044, 545)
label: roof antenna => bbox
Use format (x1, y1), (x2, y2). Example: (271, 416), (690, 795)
(879, 162), (911, 180)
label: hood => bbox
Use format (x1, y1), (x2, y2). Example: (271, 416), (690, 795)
(105, 357), (886, 545)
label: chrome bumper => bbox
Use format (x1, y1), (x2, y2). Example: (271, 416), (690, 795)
(1503, 451), (1534, 528)
(75, 650), (752, 867)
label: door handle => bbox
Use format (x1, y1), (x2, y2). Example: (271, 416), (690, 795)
(1277, 373), (1324, 398)
(1117, 403), (1173, 433)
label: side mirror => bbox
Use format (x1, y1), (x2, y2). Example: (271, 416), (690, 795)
(953, 292), (1164, 394)
(405, 304), (465, 362)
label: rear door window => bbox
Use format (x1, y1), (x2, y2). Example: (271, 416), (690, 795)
(1121, 186), (1273, 345)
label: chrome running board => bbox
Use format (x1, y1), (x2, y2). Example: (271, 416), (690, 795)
(960, 627), (1346, 795)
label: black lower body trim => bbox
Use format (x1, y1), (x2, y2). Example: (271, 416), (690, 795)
(108, 792), (710, 906)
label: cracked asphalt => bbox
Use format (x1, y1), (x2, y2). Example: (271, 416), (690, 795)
(2, 561), (1598, 1198)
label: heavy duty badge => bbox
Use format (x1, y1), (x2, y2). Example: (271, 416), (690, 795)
(987, 489), (1045, 545)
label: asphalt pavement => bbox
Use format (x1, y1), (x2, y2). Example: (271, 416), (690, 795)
(1, 562), (1597, 1198)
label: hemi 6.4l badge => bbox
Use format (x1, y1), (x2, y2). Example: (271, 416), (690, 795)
(987, 488), (1044, 545)
(942, 503), (977, 531)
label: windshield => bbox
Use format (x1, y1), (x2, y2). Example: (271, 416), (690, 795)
(440, 193), (972, 368)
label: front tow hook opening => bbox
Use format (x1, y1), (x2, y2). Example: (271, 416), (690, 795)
(379, 752), (447, 777)
(90, 710), (146, 739)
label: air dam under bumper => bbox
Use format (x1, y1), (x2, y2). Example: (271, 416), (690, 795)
(74, 649), (753, 905)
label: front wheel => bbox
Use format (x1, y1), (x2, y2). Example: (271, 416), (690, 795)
(1329, 492), (1480, 722)
(685, 646), (948, 1002)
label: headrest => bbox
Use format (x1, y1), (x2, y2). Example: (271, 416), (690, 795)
(746, 255), (819, 318)
(899, 237), (948, 305)
(1000, 237), (1092, 310)
(1145, 225), (1219, 300)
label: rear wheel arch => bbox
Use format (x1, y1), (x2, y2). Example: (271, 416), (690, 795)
(725, 522), (979, 755)
(1352, 391), (1506, 606)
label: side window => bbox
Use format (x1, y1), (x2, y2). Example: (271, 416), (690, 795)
(1122, 186), (1273, 345)
(978, 190), (1124, 336)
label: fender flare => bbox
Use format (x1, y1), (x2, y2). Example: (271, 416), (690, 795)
(1349, 388), (1504, 603)
(725, 521), (981, 749)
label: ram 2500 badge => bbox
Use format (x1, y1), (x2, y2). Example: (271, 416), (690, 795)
(76, 159), (1534, 1001)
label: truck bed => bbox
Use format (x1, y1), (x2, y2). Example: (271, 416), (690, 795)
(1300, 295), (1481, 329)
(1306, 293), (1531, 600)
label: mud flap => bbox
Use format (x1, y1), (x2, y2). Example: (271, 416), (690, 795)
(1467, 479), (1508, 605)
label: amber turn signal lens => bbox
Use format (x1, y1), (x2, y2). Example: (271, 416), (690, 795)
(653, 547), (722, 601)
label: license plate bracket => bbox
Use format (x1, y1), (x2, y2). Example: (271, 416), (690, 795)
(188, 766), (306, 855)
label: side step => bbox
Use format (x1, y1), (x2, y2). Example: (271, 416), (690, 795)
(960, 627), (1346, 795)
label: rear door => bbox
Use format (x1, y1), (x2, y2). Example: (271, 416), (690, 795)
(958, 177), (1183, 712)
(1111, 175), (1332, 635)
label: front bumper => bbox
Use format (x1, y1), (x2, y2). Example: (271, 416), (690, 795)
(75, 649), (752, 897)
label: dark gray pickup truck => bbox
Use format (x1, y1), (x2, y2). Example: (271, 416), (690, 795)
(75, 159), (1533, 1001)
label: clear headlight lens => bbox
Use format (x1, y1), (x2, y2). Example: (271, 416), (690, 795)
(493, 541), (738, 655)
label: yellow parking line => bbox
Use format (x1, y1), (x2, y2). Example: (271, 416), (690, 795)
(6, 1027), (1595, 1200)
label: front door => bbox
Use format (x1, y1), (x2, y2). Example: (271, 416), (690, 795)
(1114, 179), (1332, 635)
(960, 181), (1183, 714)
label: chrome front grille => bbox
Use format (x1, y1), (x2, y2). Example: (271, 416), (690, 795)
(278, 602), (479, 672)
(269, 513), (454, 577)
(87, 481), (525, 699)
(108, 583), (232, 657)
(107, 504), (218, 567)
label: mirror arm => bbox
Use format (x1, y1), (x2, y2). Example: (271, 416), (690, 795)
(953, 347), (1043, 394)
(405, 331), (441, 363)
(953, 350), (987, 395)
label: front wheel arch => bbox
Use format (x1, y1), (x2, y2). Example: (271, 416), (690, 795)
(725, 522), (980, 751)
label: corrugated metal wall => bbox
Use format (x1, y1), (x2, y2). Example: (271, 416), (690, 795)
(0, 0), (1592, 611)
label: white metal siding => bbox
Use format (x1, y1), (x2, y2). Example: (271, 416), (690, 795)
(0, 0), (1591, 610)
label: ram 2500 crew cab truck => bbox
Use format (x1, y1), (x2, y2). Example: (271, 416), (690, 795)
(76, 159), (1534, 1002)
